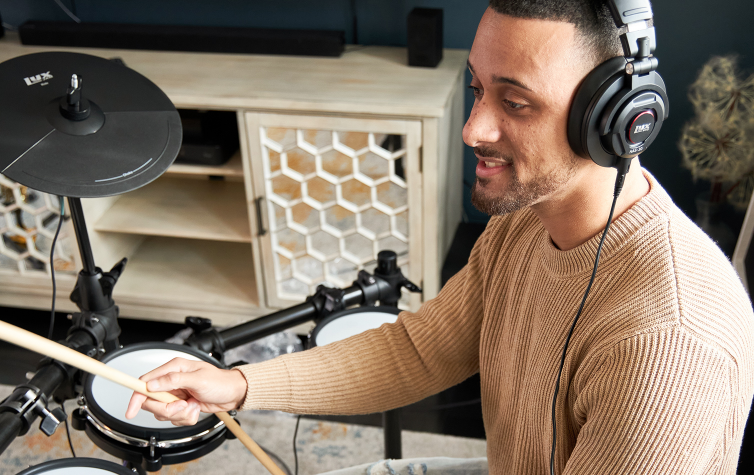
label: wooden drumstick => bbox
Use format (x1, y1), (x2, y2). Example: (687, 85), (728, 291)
(0, 319), (287, 475)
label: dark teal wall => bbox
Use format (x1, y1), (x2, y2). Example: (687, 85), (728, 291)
(646, 0), (754, 223)
(2, 0), (753, 225)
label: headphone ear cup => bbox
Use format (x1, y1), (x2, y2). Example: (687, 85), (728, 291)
(567, 57), (627, 165)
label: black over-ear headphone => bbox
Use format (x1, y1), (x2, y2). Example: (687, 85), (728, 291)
(567, 0), (669, 168)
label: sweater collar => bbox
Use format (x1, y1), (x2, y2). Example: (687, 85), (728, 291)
(536, 169), (673, 276)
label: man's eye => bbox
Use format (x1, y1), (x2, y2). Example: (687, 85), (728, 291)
(503, 99), (525, 110)
(468, 85), (482, 98)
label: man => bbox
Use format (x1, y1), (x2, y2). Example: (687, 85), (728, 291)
(127, 1), (754, 473)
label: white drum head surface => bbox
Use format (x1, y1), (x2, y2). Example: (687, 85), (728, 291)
(90, 348), (211, 429)
(314, 311), (398, 347)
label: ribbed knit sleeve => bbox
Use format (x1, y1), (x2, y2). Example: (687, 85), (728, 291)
(230, 171), (753, 475)
(564, 327), (734, 474)
(235, 224), (493, 414)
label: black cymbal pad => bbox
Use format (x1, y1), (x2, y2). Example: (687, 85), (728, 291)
(0, 52), (181, 198)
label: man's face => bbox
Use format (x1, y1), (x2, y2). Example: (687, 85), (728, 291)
(464, 9), (591, 215)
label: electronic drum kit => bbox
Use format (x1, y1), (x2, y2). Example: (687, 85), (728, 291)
(0, 52), (421, 474)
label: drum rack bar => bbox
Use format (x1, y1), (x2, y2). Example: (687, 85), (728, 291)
(190, 251), (418, 356)
(185, 251), (418, 461)
(218, 286), (364, 350)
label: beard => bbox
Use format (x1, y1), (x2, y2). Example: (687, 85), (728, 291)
(471, 148), (579, 216)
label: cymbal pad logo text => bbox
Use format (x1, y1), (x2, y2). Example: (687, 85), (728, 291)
(23, 72), (53, 86)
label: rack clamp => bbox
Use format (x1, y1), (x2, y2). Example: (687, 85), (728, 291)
(307, 285), (347, 322)
(357, 250), (422, 308)
(0, 384), (66, 437)
(185, 316), (225, 361)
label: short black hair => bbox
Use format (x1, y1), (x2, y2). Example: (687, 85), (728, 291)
(488, 0), (623, 66)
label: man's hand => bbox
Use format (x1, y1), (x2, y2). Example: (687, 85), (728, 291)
(125, 357), (248, 426)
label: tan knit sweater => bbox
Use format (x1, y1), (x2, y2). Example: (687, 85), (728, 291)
(237, 172), (754, 474)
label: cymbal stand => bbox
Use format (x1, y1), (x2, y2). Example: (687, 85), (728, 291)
(67, 197), (125, 353)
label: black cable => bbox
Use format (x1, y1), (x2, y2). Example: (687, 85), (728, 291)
(293, 414), (302, 475)
(259, 444), (292, 475)
(47, 197), (65, 340)
(549, 158), (630, 475)
(62, 406), (76, 458)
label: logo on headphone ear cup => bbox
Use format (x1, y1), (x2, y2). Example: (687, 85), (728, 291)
(568, 56), (669, 168)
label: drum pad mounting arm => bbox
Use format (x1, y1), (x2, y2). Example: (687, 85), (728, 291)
(184, 250), (419, 356)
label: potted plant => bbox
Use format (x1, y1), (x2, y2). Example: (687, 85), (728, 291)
(679, 56), (754, 255)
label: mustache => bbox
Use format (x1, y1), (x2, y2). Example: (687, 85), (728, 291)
(474, 146), (513, 162)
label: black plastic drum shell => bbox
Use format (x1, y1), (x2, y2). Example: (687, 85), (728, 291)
(83, 418), (228, 472)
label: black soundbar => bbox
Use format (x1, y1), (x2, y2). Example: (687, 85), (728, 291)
(19, 21), (346, 57)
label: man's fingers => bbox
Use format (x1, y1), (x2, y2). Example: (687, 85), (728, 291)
(139, 398), (201, 426)
(125, 391), (147, 419)
(127, 389), (191, 421)
(137, 357), (206, 385)
(139, 397), (189, 419)
(165, 400), (202, 426)
(145, 370), (196, 393)
(126, 358), (217, 424)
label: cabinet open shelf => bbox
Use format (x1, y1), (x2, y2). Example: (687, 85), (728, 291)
(112, 236), (262, 326)
(166, 151), (244, 178)
(94, 176), (251, 243)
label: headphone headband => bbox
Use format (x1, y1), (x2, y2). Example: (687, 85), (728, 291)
(607, 0), (653, 27)
(607, 0), (657, 60)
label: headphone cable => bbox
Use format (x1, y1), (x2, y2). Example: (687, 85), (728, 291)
(549, 158), (631, 475)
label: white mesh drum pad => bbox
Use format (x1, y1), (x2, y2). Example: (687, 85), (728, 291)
(314, 311), (398, 347)
(90, 348), (211, 429)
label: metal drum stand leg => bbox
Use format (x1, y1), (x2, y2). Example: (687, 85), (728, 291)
(383, 409), (402, 459)
(376, 251), (410, 460)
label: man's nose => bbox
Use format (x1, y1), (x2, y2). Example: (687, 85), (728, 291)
(463, 100), (504, 147)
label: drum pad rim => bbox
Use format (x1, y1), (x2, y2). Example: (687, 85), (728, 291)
(83, 342), (224, 441)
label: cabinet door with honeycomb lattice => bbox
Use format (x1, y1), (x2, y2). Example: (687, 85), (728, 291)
(245, 113), (423, 310)
(0, 175), (78, 307)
